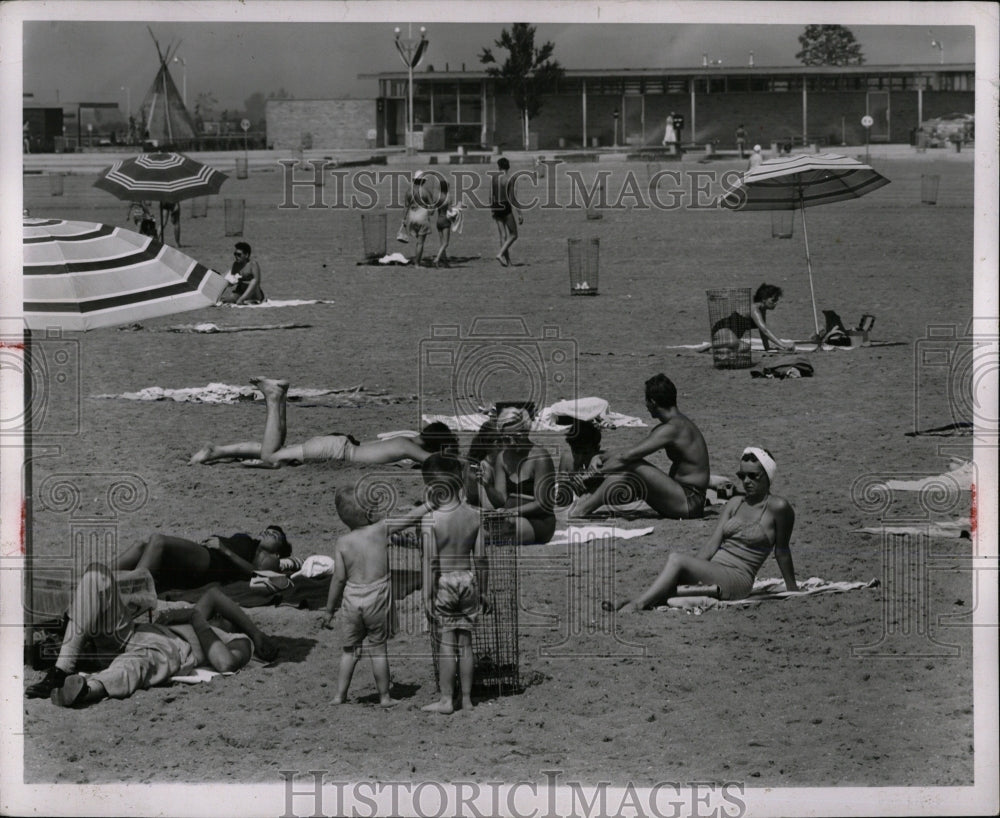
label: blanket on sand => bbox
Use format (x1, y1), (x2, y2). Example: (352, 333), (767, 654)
(218, 299), (336, 308)
(549, 525), (655, 546)
(95, 383), (411, 406)
(854, 520), (971, 539)
(655, 576), (879, 614)
(665, 338), (906, 353)
(164, 322), (311, 333)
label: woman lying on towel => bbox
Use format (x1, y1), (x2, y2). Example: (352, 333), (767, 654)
(115, 525), (292, 591)
(606, 447), (798, 613)
(188, 377), (458, 468)
(476, 407), (557, 544)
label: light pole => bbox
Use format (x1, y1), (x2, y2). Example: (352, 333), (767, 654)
(120, 85), (130, 117)
(173, 56), (187, 105)
(394, 24), (428, 155)
(930, 38), (944, 65)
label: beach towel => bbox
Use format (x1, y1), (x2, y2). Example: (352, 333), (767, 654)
(378, 252), (411, 265)
(881, 461), (974, 492)
(219, 299), (336, 308)
(548, 525), (654, 546)
(654, 576), (879, 614)
(164, 322), (311, 333)
(423, 399), (647, 432)
(95, 382), (382, 405)
(749, 357), (814, 379)
(665, 338), (906, 353)
(854, 520), (972, 539)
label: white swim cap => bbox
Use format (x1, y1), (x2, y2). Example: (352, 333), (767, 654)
(753, 144), (762, 152)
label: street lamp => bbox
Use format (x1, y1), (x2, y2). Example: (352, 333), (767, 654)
(173, 56), (187, 105)
(120, 85), (130, 117)
(612, 109), (619, 148)
(929, 38), (944, 65)
(394, 24), (428, 155)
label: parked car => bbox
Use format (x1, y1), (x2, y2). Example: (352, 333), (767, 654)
(919, 112), (974, 147)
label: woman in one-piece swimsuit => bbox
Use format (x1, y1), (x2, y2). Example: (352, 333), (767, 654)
(608, 446), (798, 613)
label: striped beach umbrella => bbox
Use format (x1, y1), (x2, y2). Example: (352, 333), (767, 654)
(720, 153), (890, 334)
(93, 152), (228, 204)
(23, 217), (227, 331)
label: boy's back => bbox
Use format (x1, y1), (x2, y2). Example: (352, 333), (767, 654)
(337, 521), (390, 584)
(426, 502), (481, 572)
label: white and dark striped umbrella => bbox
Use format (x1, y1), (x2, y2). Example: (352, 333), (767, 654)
(93, 152), (228, 204)
(23, 217), (227, 331)
(719, 153), (891, 334)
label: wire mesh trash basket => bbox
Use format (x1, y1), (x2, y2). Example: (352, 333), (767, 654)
(189, 197), (208, 218)
(224, 198), (245, 237)
(920, 174), (940, 205)
(568, 237), (600, 296)
(770, 210), (794, 239)
(707, 287), (753, 369)
(49, 174), (64, 196)
(361, 213), (387, 261)
(431, 511), (521, 699)
(235, 157), (249, 179)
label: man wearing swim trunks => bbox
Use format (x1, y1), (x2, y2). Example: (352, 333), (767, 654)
(490, 157), (522, 267)
(419, 454), (487, 715)
(397, 170), (435, 266)
(567, 373), (710, 519)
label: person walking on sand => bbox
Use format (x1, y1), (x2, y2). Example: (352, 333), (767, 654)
(490, 157), (522, 267)
(419, 454), (488, 715)
(567, 373), (710, 520)
(396, 170), (435, 266)
(188, 377), (458, 468)
(735, 124), (748, 159)
(748, 144), (763, 170)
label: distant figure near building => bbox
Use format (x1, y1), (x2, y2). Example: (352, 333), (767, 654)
(663, 114), (677, 149)
(748, 144), (763, 170)
(671, 111), (685, 155)
(735, 124), (748, 159)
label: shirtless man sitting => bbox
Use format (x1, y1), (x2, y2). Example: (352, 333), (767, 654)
(567, 373), (710, 519)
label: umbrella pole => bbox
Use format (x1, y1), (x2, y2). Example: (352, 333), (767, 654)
(799, 197), (821, 336)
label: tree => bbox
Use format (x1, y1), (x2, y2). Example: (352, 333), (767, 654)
(480, 23), (563, 150)
(795, 25), (865, 66)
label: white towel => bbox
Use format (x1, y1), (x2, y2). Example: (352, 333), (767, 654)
(882, 461), (974, 492)
(548, 525), (654, 546)
(96, 382), (363, 404)
(222, 299), (336, 308)
(655, 576), (879, 614)
(854, 520), (971, 539)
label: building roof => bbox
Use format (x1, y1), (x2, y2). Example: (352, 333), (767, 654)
(361, 62), (975, 81)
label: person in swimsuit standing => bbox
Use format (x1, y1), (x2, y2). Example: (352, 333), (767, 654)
(607, 447), (797, 613)
(490, 157), (522, 267)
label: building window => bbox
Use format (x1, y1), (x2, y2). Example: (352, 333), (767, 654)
(727, 77), (749, 92)
(665, 77), (688, 94)
(459, 96), (482, 123)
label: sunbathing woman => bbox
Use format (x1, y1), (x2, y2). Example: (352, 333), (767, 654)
(114, 525), (292, 591)
(463, 419), (501, 508)
(189, 378), (458, 468)
(477, 407), (557, 544)
(607, 447), (797, 613)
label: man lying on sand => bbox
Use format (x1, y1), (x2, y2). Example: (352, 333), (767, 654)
(567, 373), (710, 519)
(189, 377), (458, 468)
(26, 564), (278, 707)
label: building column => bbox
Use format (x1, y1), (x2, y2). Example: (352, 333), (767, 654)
(582, 79), (588, 147)
(802, 81), (808, 145)
(690, 79), (696, 143)
(481, 82), (488, 146)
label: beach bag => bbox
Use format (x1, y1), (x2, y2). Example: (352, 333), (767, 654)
(750, 357), (814, 379)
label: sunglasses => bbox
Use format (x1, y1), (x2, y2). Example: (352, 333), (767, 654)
(736, 470), (764, 481)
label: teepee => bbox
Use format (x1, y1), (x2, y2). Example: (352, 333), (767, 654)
(137, 28), (197, 146)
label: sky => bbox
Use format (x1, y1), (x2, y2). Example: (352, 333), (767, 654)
(19, 14), (976, 113)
